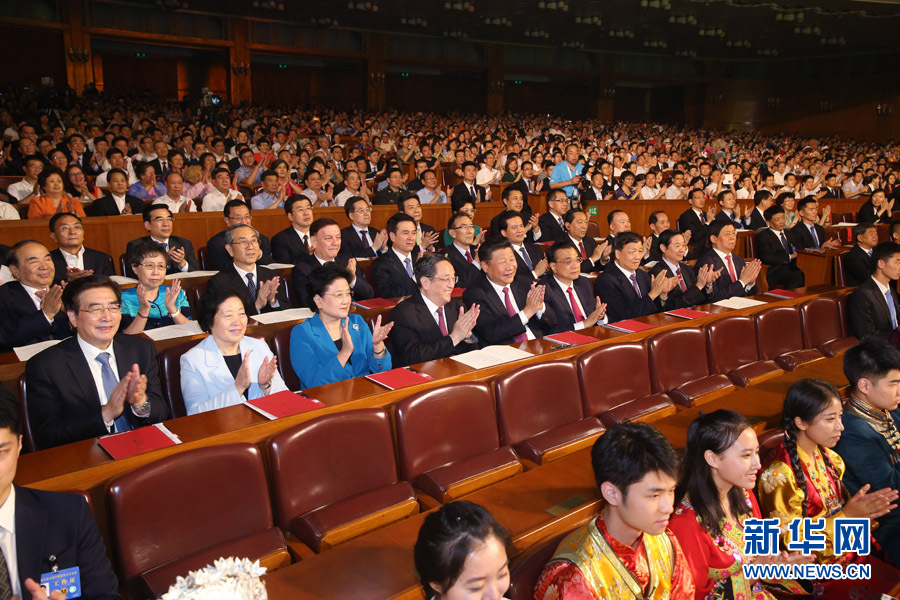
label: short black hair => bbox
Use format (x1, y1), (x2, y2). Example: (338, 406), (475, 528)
(196, 287), (248, 333)
(706, 218), (732, 241)
(872, 241), (900, 269)
(285, 194), (312, 215)
(397, 191), (419, 211)
(497, 210), (524, 233)
(478, 237), (513, 263)
(306, 263), (353, 312)
(563, 208), (585, 226)
(61, 275), (122, 313)
(414, 501), (512, 600)
(0, 391), (22, 436)
(591, 422), (680, 499)
(386, 212), (416, 236)
(414, 253), (451, 286)
(648, 210), (667, 226)
(143, 203), (172, 222)
(260, 169), (278, 181)
(224, 199), (249, 218)
(853, 222), (876, 241)
(309, 217), (339, 237)
(128, 239), (168, 267)
(613, 231), (641, 251)
(447, 211), (471, 231)
(753, 190), (773, 206)
(796, 197), (816, 213)
(844, 338), (900, 393)
(49, 212), (82, 232)
(657, 229), (685, 249)
(607, 209), (626, 226)
(6, 240), (43, 269)
(547, 240), (578, 263)
(764, 205), (785, 221)
(344, 196), (368, 217)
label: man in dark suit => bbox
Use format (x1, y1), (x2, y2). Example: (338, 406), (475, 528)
(693, 220), (762, 302)
(647, 210), (675, 263)
(389, 254), (479, 366)
(834, 339), (900, 565)
(290, 218), (374, 307)
(450, 161), (487, 205)
(594, 232), (677, 323)
(789, 197), (842, 251)
(488, 187), (536, 240)
(748, 190), (774, 230)
(66, 133), (99, 175)
(148, 140), (172, 177)
(341, 196), (387, 259)
(0, 396), (121, 599)
(678, 189), (715, 257)
(579, 169), (613, 203)
(462, 239), (555, 346)
(441, 211), (483, 289)
(540, 241), (606, 333)
(563, 209), (609, 273)
(755, 205), (806, 290)
(48, 213), (114, 284)
(206, 200), (275, 272)
(498, 210), (548, 286)
(0, 241), (70, 353)
(371, 213), (420, 299)
(714, 189), (751, 229)
(124, 204), (200, 277)
(90, 168), (144, 216)
(271, 195), (314, 265)
(25, 276), (168, 450)
(649, 229), (719, 310)
(399, 192), (439, 253)
(819, 173), (844, 199)
(206, 224), (288, 316)
(844, 222), (878, 287)
(847, 242), (900, 341)
(536, 189), (570, 243)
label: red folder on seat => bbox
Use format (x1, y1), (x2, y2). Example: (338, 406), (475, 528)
(366, 368), (434, 390)
(544, 331), (598, 346)
(604, 319), (658, 333)
(245, 390), (324, 420)
(665, 308), (713, 319)
(98, 424), (181, 460)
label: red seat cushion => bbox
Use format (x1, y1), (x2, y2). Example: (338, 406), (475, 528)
(774, 348), (826, 371)
(512, 417), (605, 464)
(601, 393), (674, 426)
(669, 374), (734, 407)
(727, 360), (783, 387)
(818, 337), (858, 358)
(415, 446), (520, 500)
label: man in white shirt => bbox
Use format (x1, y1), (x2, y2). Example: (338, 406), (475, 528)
(539, 241), (607, 333)
(156, 171), (197, 213)
(49, 213), (115, 284)
(640, 171), (666, 200)
(6, 156), (43, 203)
(0, 396), (122, 599)
(664, 170), (687, 200)
(842, 169), (866, 199)
(416, 169), (447, 204)
(201, 167), (244, 212)
(95, 149), (138, 187)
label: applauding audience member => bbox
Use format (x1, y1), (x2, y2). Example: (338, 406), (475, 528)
(595, 232), (677, 322)
(693, 220), (761, 302)
(125, 204), (199, 276)
(755, 205), (806, 290)
(372, 213), (420, 299)
(180, 289), (287, 415)
(92, 168), (143, 216)
(27, 167), (85, 219)
(847, 241), (900, 341)
(271, 194), (314, 265)
(498, 210), (547, 285)
(207, 224), (288, 316)
(649, 229), (719, 310)
(341, 196), (387, 259)
(843, 222), (877, 287)
(440, 211), (482, 289)
(25, 276), (168, 449)
(0, 241), (70, 352)
(289, 264), (392, 388)
(206, 200), (274, 271)
(390, 254), (479, 366)
(48, 213), (114, 284)
(539, 240), (607, 333)
(121, 240), (192, 334)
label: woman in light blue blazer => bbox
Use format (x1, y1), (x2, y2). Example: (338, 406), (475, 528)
(289, 263), (393, 388)
(181, 289), (287, 415)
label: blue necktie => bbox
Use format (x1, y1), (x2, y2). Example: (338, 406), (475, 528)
(404, 257), (414, 278)
(630, 273), (642, 298)
(246, 273), (257, 300)
(809, 225), (819, 247)
(887, 289), (898, 330)
(96, 352), (133, 434)
(519, 246), (534, 270)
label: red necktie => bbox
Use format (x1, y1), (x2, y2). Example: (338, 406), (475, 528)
(566, 287), (585, 322)
(725, 255), (738, 282)
(676, 267), (687, 292)
(578, 241), (588, 260)
(436, 308), (448, 335)
(465, 250), (473, 264)
(504, 287), (527, 343)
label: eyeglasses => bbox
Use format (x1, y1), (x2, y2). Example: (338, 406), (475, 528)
(138, 262), (167, 272)
(231, 238), (260, 248)
(152, 216), (174, 224)
(429, 275), (458, 285)
(228, 215), (253, 223)
(354, 207), (372, 213)
(451, 225), (475, 231)
(323, 290), (354, 300)
(80, 303), (122, 316)
(553, 258), (584, 267)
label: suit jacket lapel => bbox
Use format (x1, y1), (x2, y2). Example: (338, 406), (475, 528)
(15, 486), (47, 595)
(64, 338), (102, 408)
(575, 278), (594, 311)
(413, 296), (443, 336)
(479, 278), (508, 317)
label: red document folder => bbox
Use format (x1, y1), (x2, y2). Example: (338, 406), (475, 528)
(665, 308), (713, 319)
(366, 368), (434, 390)
(544, 331), (598, 346)
(451, 287), (465, 297)
(352, 298), (398, 309)
(97, 424), (180, 460)
(604, 319), (658, 333)
(245, 390), (324, 420)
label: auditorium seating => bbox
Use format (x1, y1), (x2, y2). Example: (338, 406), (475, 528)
(576, 342), (676, 425)
(799, 297), (858, 357)
(647, 328), (735, 407)
(704, 315), (784, 387)
(394, 382), (523, 502)
(267, 409), (419, 553)
(493, 361), (605, 464)
(754, 306), (827, 370)
(106, 443), (289, 599)
(834, 251), (847, 287)
(508, 529), (573, 600)
(198, 246), (209, 270)
(15, 374), (36, 453)
(271, 327), (302, 391)
(157, 338), (203, 418)
(758, 429), (786, 465)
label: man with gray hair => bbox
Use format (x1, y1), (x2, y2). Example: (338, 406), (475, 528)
(388, 253), (480, 366)
(206, 223), (288, 315)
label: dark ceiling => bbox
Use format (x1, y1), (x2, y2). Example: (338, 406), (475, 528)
(156, 0), (900, 59)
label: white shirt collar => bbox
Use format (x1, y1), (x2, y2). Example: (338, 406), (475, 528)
(553, 275), (577, 294)
(77, 330), (114, 359)
(60, 246), (86, 260)
(872, 276), (891, 296)
(421, 293), (444, 318)
(392, 247), (411, 262)
(713, 248), (732, 262)
(614, 261), (636, 279)
(567, 234), (584, 246)
(452, 242), (472, 257)
(233, 263), (258, 280)
(0, 485), (15, 535)
(20, 283), (46, 310)
(662, 258), (681, 274)
(487, 277), (511, 296)
(150, 235), (170, 245)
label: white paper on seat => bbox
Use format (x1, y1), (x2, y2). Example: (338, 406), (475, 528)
(450, 345), (533, 369)
(713, 297), (767, 309)
(165, 270), (218, 279)
(832, 222), (856, 227)
(250, 307), (314, 324)
(266, 263), (295, 270)
(14, 339), (62, 361)
(109, 275), (138, 285)
(141, 321), (204, 341)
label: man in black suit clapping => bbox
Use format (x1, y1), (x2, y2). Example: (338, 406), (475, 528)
(693, 220), (762, 302)
(649, 230), (720, 310)
(844, 223), (878, 287)
(539, 241), (607, 333)
(788, 197), (842, 251)
(755, 205), (806, 290)
(536, 189), (570, 243)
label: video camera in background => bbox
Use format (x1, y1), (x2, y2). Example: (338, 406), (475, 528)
(198, 87), (223, 128)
